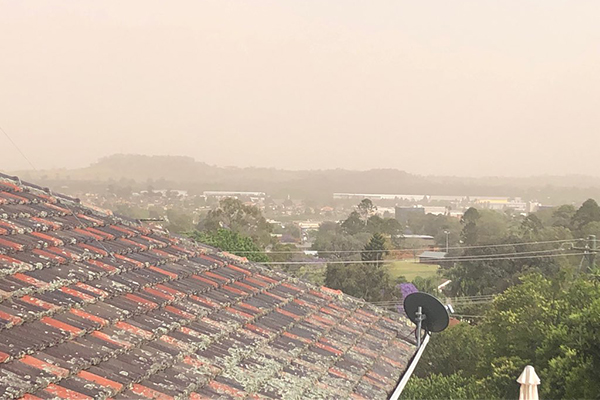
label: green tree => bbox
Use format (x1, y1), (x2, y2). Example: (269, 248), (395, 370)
(537, 278), (600, 399)
(340, 211), (365, 235)
(189, 229), (269, 263)
(198, 198), (273, 247)
(325, 263), (366, 299)
(357, 198), (377, 221)
(461, 207), (480, 245)
(415, 323), (485, 379)
(312, 221), (369, 259)
(361, 232), (388, 266)
(519, 214), (544, 240)
(476, 210), (511, 244)
(381, 217), (403, 237)
(366, 215), (384, 234)
(403, 373), (492, 400)
(325, 234), (397, 302)
(326, 262), (395, 302)
(550, 204), (576, 229)
(572, 198), (600, 231)
(267, 243), (298, 263)
(412, 275), (439, 295)
(579, 220), (600, 240)
(165, 208), (194, 233)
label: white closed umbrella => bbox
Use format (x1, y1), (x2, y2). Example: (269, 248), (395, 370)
(517, 365), (540, 400)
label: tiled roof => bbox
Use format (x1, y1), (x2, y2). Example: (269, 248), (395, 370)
(0, 175), (417, 399)
(418, 251), (447, 259)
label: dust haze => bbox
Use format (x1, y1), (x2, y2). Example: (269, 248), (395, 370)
(1, 1), (599, 177)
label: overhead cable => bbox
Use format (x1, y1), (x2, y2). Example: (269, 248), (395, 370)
(227, 239), (574, 254)
(259, 251), (585, 265)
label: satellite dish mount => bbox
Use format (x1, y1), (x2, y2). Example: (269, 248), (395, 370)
(403, 292), (450, 347)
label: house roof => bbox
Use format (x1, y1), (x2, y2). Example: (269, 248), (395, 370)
(402, 234), (435, 240)
(0, 175), (417, 399)
(418, 251), (447, 259)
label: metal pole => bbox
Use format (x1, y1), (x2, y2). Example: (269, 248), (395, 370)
(389, 333), (431, 400)
(589, 235), (597, 271)
(445, 231), (449, 253)
(415, 306), (425, 347)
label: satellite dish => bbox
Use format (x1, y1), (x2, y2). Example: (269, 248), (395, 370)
(403, 292), (450, 345)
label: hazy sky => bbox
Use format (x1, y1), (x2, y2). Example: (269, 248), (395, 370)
(1, 1), (599, 176)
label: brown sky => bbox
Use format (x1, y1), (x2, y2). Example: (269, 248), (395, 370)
(1, 1), (599, 176)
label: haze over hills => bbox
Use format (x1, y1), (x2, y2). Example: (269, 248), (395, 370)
(9, 154), (600, 204)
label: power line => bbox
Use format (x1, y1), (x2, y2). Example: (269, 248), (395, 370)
(371, 298), (495, 306)
(371, 298), (495, 305)
(1, 123), (117, 261)
(0, 125), (36, 171)
(449, 295), (496, 300)
(227, 239), (574, 254)
(437, 248), (562, 260)
(259, 251), (585, 265)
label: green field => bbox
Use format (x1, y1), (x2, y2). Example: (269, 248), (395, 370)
(386, 259), (440, 281)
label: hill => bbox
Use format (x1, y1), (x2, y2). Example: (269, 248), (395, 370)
(12, 154), (600, 203)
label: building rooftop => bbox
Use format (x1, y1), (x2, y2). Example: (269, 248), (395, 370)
(418, 251), (447, 259)
(0, 174), (417, 399)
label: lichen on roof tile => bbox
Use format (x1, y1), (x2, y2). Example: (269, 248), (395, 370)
(0, 176), (417, 399)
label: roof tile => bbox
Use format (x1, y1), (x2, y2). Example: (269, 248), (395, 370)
(0, 177), (417, 399)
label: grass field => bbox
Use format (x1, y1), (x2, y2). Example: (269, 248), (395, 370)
(386, 259), (440, 282)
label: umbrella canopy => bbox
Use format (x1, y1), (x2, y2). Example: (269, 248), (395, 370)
(517, 365), (541, 400)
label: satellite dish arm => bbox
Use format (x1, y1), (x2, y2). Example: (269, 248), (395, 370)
(415, 306), (426, 347)
(388, 333), (431, 400)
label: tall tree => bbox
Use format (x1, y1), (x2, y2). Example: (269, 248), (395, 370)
(361, 233), (388, 266)
(460, 207), (480, 245)
(165, 208), (194, 233)
(325, 233), (397, 302)
(572, 198), (600, 231)
(340, 211), (365, 235)
(188, 229), (269, 262)
(551, 204), (576, 229)
(313, 221), (370, 259)
(410, 272), (600, 399)
(519, 214), (544, 240)
(198, 198), (273, 247)
(357, 198), (377, 222)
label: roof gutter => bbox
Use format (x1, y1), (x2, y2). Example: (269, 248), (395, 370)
(388, 332), (430, 400)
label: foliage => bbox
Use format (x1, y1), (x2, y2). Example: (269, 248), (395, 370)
(361, 232), (388, 266)
(406, 213), (461, 247)
(412, 275), (439, 295)
(165, 208), (195, 233)
(460, 207), (481, 245)
(340, 211), (365, 235)
(357, 198), (377, 221)
(403, 372), (492, 400)
(571, 198), (600, 231)
(267, 243), (298, 263)
(338, 200), (403, 240)
(325, 261), (398, 302)
(444, 205), (577, 296)
(325, 233), (397, 302)
(399, 282), (418, 299)
(416, 323), (485, 379)
(412, 272), (600, 399)
(197, 198), (273, 247)
(313, 199), (401, 260)
(188, 229), (269, 263)
(312, 221), (370, 259)
(551, 204), (576, 229)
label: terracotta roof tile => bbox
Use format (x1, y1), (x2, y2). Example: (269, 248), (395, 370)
(0, 177), (417, 399)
